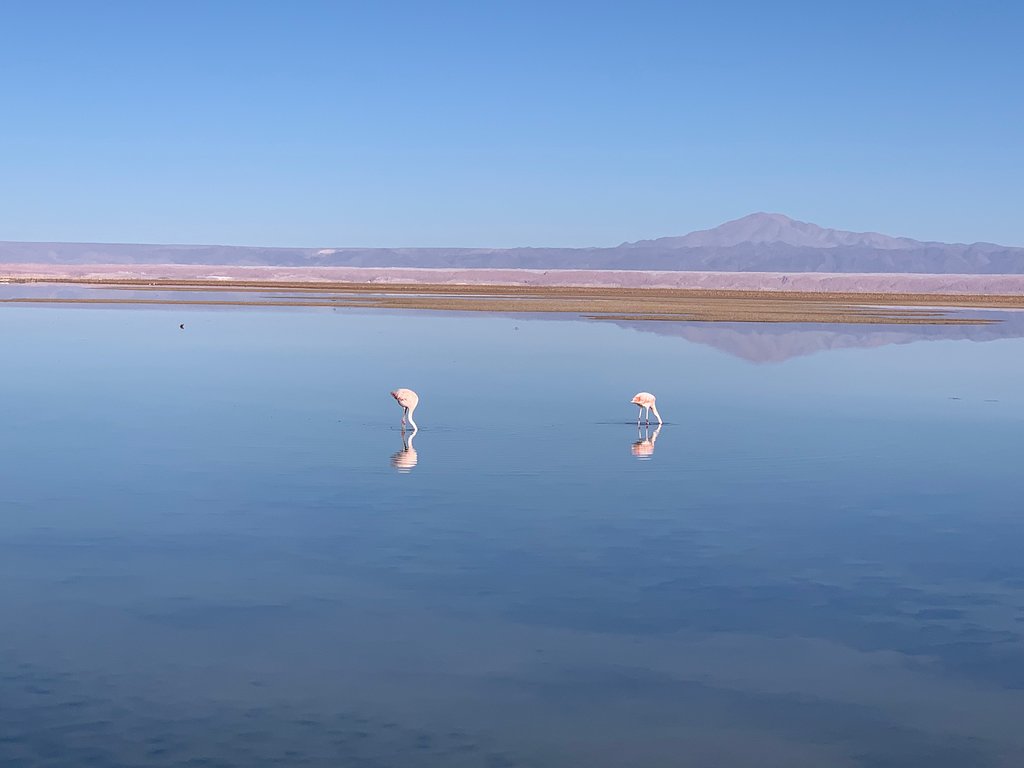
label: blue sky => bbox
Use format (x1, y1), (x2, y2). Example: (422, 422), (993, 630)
(1, 1), (1021, 247)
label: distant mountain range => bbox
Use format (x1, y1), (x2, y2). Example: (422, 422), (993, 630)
(3, 213), (1023, 273)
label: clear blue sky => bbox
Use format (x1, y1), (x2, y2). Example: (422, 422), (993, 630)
(1, 1), (1021, 248)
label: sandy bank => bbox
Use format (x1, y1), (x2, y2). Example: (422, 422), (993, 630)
(3, 270), (1024, 325)
(4, 263), (1024, 296)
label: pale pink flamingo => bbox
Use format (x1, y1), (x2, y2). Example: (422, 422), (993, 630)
(631, 392), (662, 426)
(390, 388), (419, 431)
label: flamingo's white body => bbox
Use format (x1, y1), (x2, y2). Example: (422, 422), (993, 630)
(391, 388), (420, 431)
(631, 392), (662, 426)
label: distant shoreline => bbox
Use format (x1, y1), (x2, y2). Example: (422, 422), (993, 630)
(3, 264), (1024, 325)
(3, 263), (1024, 297)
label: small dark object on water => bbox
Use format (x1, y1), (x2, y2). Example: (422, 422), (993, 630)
(179, 324), (185, 330)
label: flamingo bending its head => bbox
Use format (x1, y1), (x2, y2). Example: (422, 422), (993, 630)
(630, 392), (662, 426)
(390, 388), (420, 431)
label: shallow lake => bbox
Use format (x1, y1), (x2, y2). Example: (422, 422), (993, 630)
(2, 303), (1024, 767)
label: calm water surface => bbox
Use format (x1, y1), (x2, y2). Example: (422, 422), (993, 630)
(2, 305), (1024, 767)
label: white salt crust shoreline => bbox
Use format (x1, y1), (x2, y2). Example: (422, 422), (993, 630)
(3, 263), (1024, 296)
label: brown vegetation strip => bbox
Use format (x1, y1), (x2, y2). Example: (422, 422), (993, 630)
(3, 278), (1021, 324)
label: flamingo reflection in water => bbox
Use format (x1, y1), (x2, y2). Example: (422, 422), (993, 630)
(391, 428), (418, 472)
(631, 424), (661, 459)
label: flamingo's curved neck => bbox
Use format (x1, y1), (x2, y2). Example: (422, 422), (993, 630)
(406, 405), (418, 432)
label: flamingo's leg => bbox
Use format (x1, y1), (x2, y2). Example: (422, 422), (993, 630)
(636, 405), (642, 426)
(401, 407), (407, 427)
(645, 406), (651, 426)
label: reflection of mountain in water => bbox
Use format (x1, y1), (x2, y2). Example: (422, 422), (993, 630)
(9, 283), (1023, 365)
(611, 311), (1024, 363)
